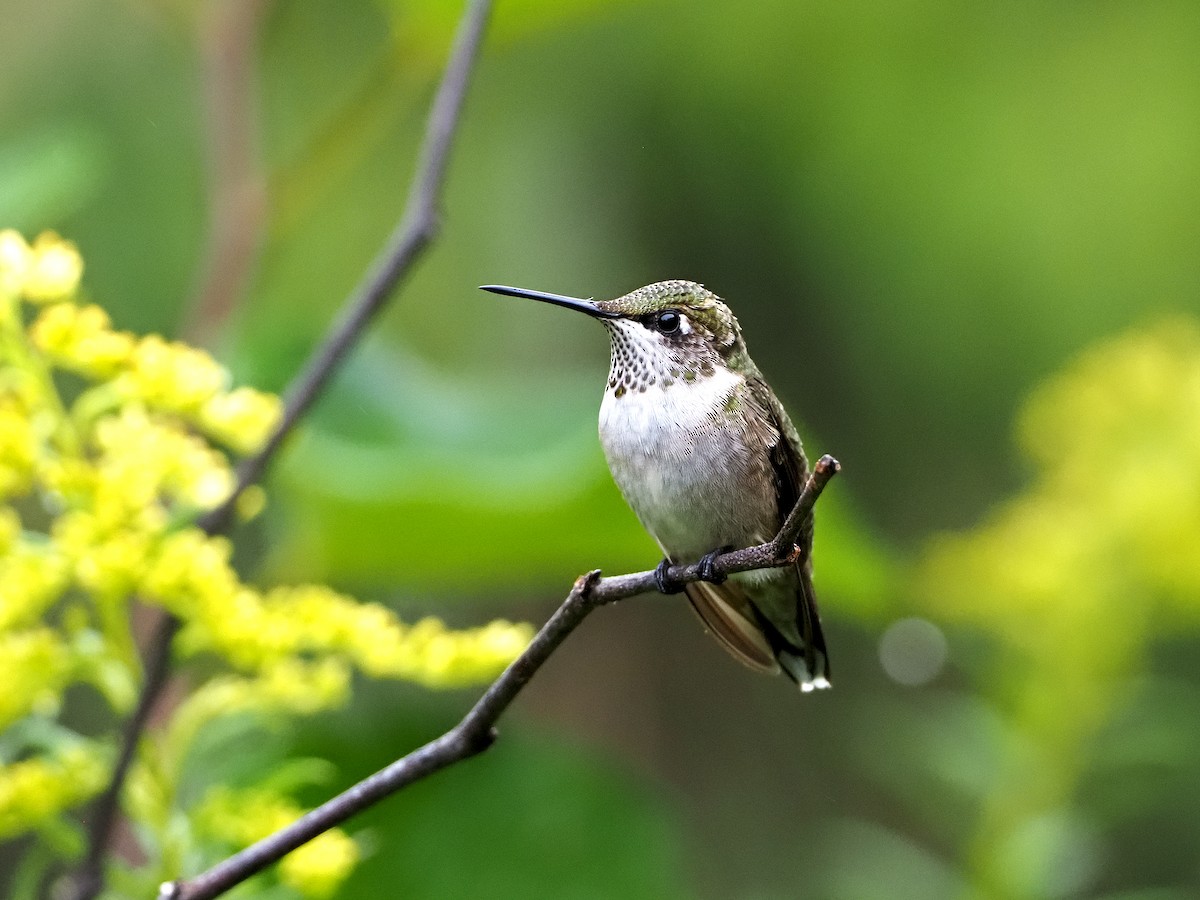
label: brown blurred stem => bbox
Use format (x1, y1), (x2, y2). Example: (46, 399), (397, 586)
(69, 1), (495, 898)
(181, 0), (271, 347)
(157, 456), (839, 900)
(203, 0), (494, 534)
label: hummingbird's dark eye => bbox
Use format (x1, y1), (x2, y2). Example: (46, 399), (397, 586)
(654, 310), (682, 334)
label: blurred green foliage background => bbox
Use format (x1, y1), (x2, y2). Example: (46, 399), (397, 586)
(3, 0), (1200, 896)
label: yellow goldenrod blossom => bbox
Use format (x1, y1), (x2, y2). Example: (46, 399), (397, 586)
(196, 786), (359, 899)
(360, 615), (533, 687)
(140, 533), (533, 684)
(917, 317), (1200, 898)
(0, 536), (69, 631)
(923, 317), (1200, 642)
(0, 744), (107, 840)
(140, 528), (242, 621)
(0, 229), (532, 884)
(0, 390), (38, 498)
(29, 303), (280, 450)
(280, 827), (361, 899)
(0, 229), (32, 296)
(56, 511), (157, 601)
(30, 302), (135, 379)
(23, 232), (84, 302)
(38, 455), (96, 510)
(0, 230), (83, 303)
(1016, 319), (1200, 607)
(0, 629), (73, 729)
(197, 386), (283, 454)
(121, 334), (228, 413)
(275, 589), (530, 688)
(158, 572), (533, 687)
(90, 406), (234, 513)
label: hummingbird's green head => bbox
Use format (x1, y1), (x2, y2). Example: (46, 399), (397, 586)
(481, 280), (753, 395)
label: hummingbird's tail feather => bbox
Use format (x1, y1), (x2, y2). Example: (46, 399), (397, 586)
(776, 648), (831, 691)
(684, 581), (781, 675)
(779, 566), (832, 691)
(683, 567), (831, 690)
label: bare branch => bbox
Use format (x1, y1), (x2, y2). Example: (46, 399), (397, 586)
(157, 458), (839, 900)
(72, 614), (179, 900)
(200, 0), (493, 536)
(71, 2), (495, 896)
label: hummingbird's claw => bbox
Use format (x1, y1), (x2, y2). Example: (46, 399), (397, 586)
(697, 546), (732, 585)
(654, 558), (686, 595)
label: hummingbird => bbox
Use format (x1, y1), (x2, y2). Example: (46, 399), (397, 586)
(481, 280), (830, 691)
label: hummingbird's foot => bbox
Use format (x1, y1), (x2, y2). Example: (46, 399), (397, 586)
(654, 558), (686, 595)
(697, 546), (733, 585)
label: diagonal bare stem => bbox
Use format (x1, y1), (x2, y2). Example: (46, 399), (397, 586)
(157, 457), (839, 900)
(199, 0), (493, 537)
(70, 2), (495, 897)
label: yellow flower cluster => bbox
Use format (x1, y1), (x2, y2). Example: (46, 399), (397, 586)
(0, 228), (534, 882)
(1017, 319), (1200, 607)
(923, 317), (1200, 646)
(29, 302), (133, 379)
(917, 317), (1200, 896)
(0, 389), (39, 498)
(0, 628), (72, 729)
(142, 525), (532, 686)
(29, 299), (282, 453)
(0, 744), (108, 840)
(196, 786), (359, 898)
(357, 614), (533, 687)
(0, 526), (69, 630)
(0, 230), (281, 655)
(0, 231), (283, 624)
(0, 230), (84, 302)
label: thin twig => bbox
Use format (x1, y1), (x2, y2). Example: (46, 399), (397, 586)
(158, 457), (839, 900)
(200, 0), (492, 536)
(72, 614), (179, 900)
(70, 2), (495, 897)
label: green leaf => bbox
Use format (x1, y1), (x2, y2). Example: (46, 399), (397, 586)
(0, 125), (107, 231)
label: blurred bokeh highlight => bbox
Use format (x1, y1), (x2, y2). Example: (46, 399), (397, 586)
(3, 0), (1199, 896)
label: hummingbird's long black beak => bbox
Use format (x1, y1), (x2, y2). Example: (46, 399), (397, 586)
(480, 284), (620, 319)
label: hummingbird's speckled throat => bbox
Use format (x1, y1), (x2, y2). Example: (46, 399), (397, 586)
(602, 317), (716, 398)
(480, 279), (832, 691)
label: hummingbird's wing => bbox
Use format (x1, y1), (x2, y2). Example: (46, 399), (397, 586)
(683, 579), (781, 675)
(743, 377), (831, 688)
(678, 377), (830, 687)
(744, 377), (810, 535)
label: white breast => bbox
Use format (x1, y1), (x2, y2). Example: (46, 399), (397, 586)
(600, 366), (741, 450)
(598, 366), (771, 560)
